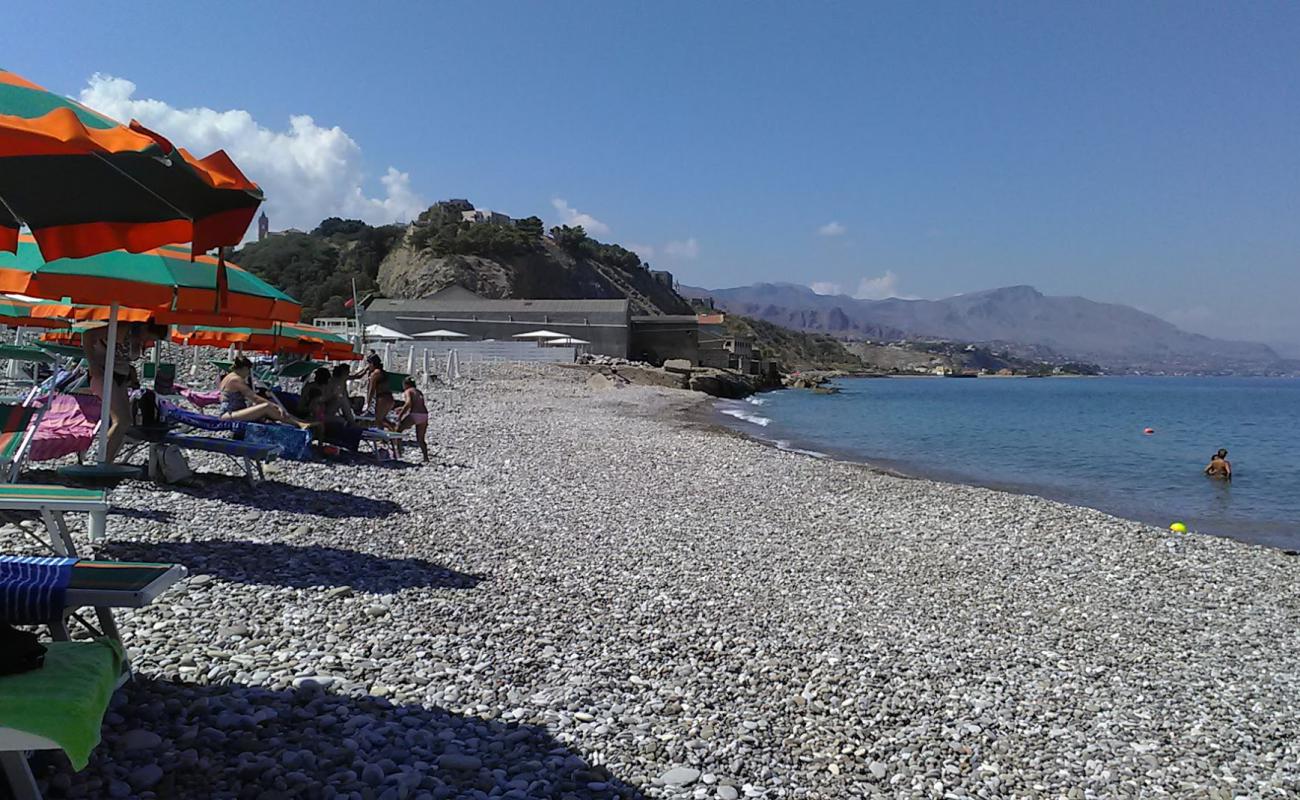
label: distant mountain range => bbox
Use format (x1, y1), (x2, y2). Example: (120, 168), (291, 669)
(679, 283), (1293, 374)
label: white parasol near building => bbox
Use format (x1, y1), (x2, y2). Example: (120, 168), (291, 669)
(364, 324), (412, 340)
(512, 330), (565, 339)
(413, 329), (469, 339)
(545, 336), (590, 346)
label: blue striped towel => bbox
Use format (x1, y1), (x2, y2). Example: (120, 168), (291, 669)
(0, 555), (78, 624)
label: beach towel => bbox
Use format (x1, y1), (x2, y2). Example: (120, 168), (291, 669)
(177, 385), (221, 409)
(323, 419), (364, 452)
(0, 555), (77, 624)
(159, 399), (246, 433)
(0, 638), (124, 769)
(28, 393), (98, 462)
(243, 421), (313, 461)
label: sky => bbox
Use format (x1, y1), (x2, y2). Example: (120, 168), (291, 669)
(9, 2), (1299, 351)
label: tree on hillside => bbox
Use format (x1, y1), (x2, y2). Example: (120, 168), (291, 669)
(313, 217), (369, 237)
(549, 225), (590, 255)
(515, 216), (545, 238)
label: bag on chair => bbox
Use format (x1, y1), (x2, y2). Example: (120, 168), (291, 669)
(159, 445), (193, 483)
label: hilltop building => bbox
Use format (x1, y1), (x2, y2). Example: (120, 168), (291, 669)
(460, 209), (514, 226)
(257, 212), (269, 241)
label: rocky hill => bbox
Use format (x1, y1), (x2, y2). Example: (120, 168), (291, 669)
(721, 315), (864, 372)
(683, 283), (1293, 374)
(235, 202), (693, 320)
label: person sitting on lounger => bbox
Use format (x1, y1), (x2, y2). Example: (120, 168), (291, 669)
(299, 368), (332, 423)
(219, 357), (315, 429)
(327, 364), (357, 424)
(395, 376), (430, 462)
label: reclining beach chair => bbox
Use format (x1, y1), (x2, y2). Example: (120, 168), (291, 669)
(0, 403), (47, 483)
(140, 362), (177, 396)
(24, 395), (99, 467)
(148, 399), (282, 482)
(0, 556), (185, 799)
(0, 638), (122, 800)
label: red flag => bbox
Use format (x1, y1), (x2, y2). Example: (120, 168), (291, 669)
(344, 297), (355, 309)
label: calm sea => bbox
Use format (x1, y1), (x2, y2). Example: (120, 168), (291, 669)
(716, 376), (1300, 550)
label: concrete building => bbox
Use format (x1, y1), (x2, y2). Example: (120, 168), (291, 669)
(629, 315), (700, 365)
(699, 334), (757, 373)
(648, 270), (674, 288)
(257, 212), (269, 242)
(460, 209), (513, 226)
(362, 286), (632, 357)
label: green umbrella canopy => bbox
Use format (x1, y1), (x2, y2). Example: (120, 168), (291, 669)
(0, 237), (301, 324)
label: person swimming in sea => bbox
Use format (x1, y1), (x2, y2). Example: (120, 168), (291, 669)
(1204, 448), (1232, 480)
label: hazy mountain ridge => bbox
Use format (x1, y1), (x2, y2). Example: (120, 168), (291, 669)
(681, 283), (1291, 374)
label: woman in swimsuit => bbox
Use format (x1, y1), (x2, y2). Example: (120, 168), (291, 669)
(82, 321), (137, 462)
(219, 357), (315, 428)
(395, 376), (430, 462)
(363, 354), (395, 429)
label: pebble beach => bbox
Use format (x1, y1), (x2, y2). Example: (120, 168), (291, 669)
(7, 366), (1300, 799)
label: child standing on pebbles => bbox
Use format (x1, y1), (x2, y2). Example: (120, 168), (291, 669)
(396, 377), (430, 462)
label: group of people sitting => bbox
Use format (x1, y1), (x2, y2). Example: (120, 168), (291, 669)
(216, 352), (430, 461)
(77, 319), (430, 464)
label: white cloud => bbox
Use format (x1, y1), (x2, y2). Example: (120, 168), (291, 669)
(626, 243), (655, 260)
(549, 197), (611, 236)
(810, 273), (914, 299)
(853, 271), (913, 300)
(663, 238), (700, 260)
(817, 221), (846, 237)
(78, 74), (427, 233)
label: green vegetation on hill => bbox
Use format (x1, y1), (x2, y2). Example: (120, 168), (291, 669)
(234, 218), (404, 320)
(723, 315), (865, 372)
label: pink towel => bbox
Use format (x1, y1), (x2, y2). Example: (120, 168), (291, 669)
(29, 394), (100, 462)
(178, 387), (221, 409)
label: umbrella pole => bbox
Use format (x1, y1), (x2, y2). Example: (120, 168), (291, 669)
(95, 302), (120, 464)
(7, 327), (19, 380)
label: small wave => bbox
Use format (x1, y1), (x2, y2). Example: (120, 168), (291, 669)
(774, 439), (827, 458)
(745, 396), (768, 406)
(719, 407), (772, 427)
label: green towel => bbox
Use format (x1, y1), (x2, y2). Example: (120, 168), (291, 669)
(0, 638), (123, 769)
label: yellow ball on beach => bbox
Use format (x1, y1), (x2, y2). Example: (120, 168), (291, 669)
(1170, 522), (1187, 533)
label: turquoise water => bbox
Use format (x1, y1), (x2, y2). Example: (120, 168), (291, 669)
(716, 377), (1300, 550)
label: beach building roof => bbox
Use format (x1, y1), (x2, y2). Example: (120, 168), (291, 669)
(364, 324), (411, 340)
(413, 329), (469, 338)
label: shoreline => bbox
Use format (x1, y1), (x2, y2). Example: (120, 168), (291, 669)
(8, 367), (1299, 798)
(709, 382), (1300, 554)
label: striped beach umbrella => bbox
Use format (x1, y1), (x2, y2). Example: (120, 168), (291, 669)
(173, 322), (357, 359)
(0, 237), (300, 324)
(0, 68), (262, 261)
(0, 238), (301, 475)
(0, 295), (73, 329)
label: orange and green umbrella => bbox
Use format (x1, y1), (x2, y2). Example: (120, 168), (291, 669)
(0, 295), (74, 329)
(0, 236), (301, 324)
(0, 68), (263, 261)
(173, 322), (357, 359)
